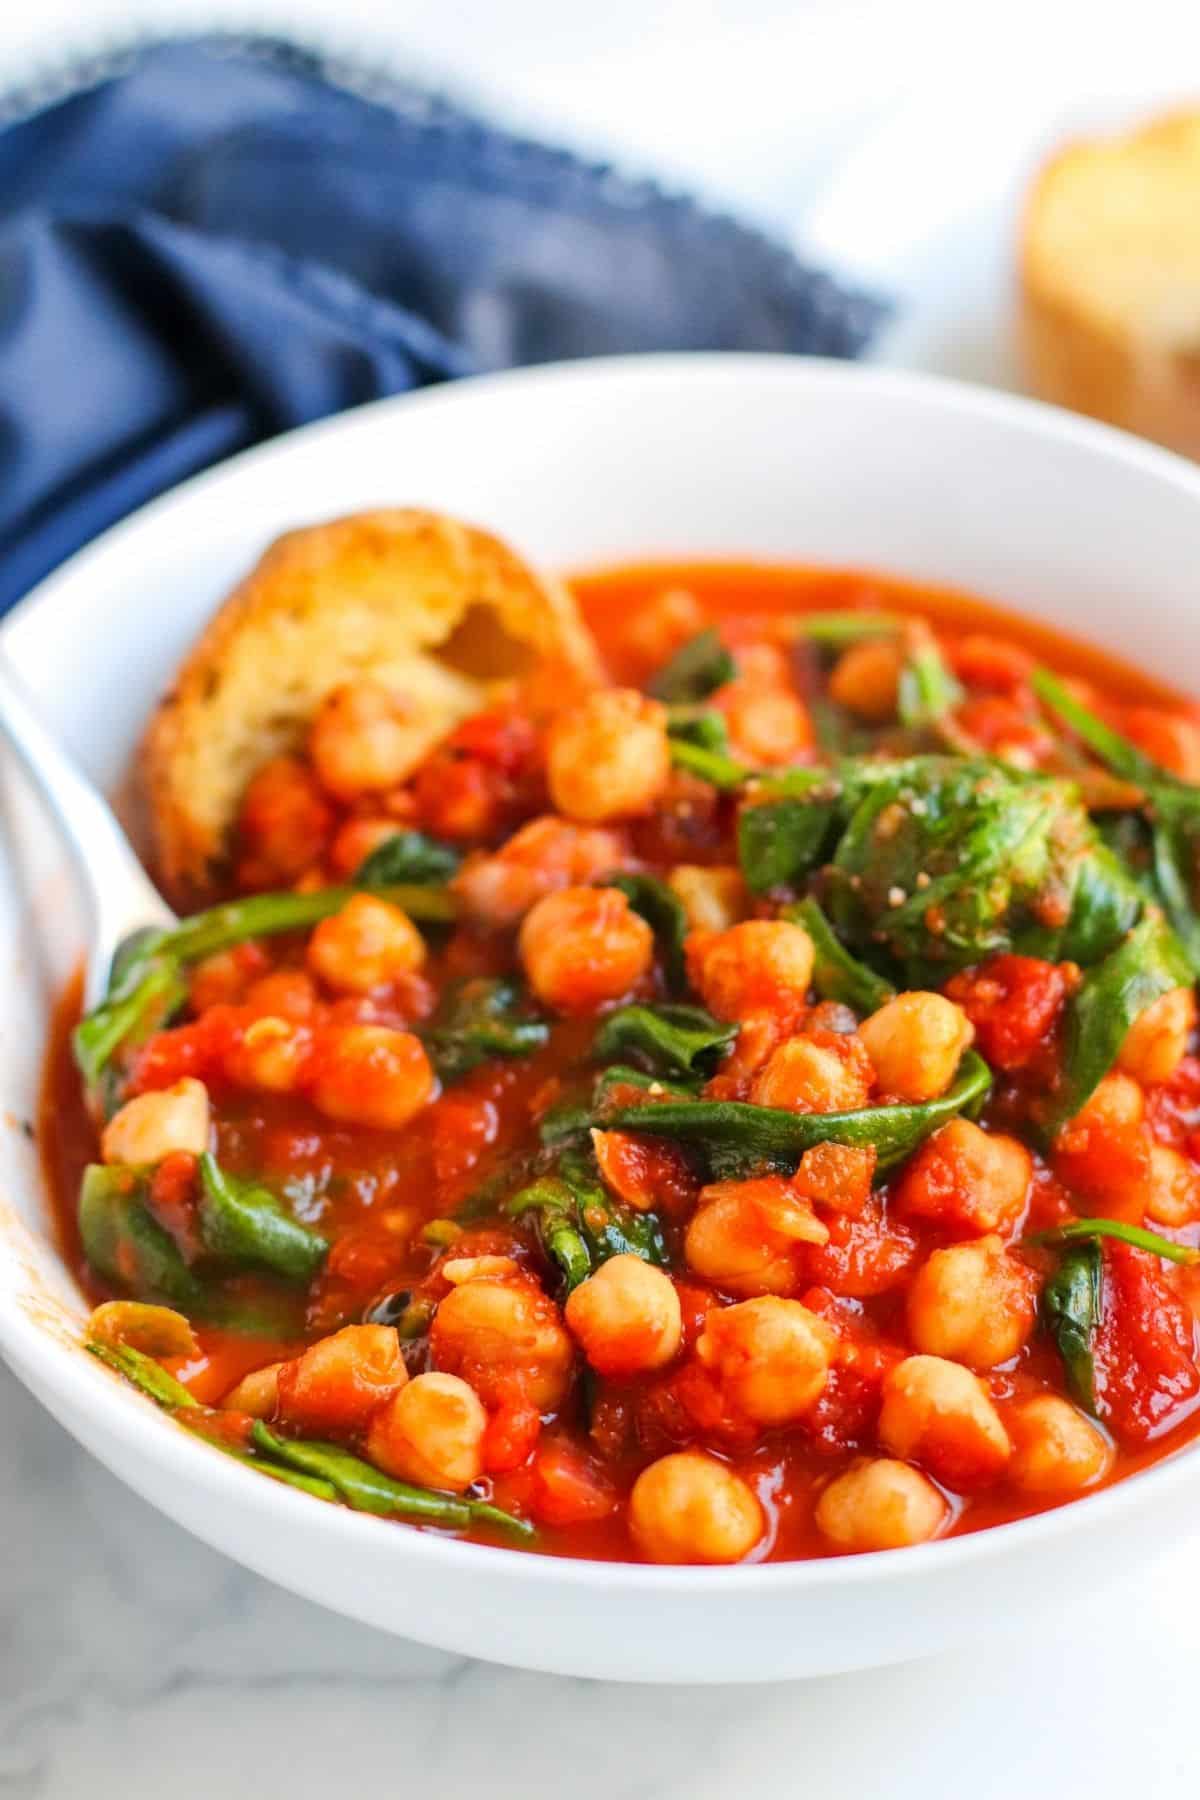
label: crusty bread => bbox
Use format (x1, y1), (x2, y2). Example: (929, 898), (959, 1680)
(1020, 109), (1200, 457)
(142, 509), (602, 897)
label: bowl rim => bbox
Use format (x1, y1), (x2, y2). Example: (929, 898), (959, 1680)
(7, 346), (1200, 1595)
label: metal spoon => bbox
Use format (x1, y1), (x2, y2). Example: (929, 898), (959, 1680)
(0, 654), (174, 1007)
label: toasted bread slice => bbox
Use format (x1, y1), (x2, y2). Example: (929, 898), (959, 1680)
(142, 509), (602, 897)
(1020, 108), (1200, 456)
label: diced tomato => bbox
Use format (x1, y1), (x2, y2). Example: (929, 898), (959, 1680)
(1093, 1243), (1200, 1445)
(791, 1140), (876, 1216)
(430, 1091), (500, 1188)
(946, 955), (1069, 1071)
(1122, 706), (1200, 781)
(128, 1005), (243, 1093)
(591, 1129), (700, 1217)
(528, 1435), (616, 1525)
(323, 1229), (407, 1294)
(483, 1397), (542, 1473)
(146, 1151), (201, 1256)
(947, 634), (1035, 692)
(801, 1195), (918, 1297)
(236, 754), (334, 886)
(952, 694), (1054, 760)
(802, 1339), (903, 1457)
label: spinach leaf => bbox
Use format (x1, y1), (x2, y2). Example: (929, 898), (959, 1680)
(607, 872), (691, 994)
(1044, 911), (1194, 1137)
(600, 1049), (992, 1180)
(737, 767), (848, 892)
(506, 1146), (667, 1291)
(1040, 1239), (1103, 1412)
(86, 1339), (200, 1409)
(85, 1336), (531, 1532)
(1034, 666), (1200, 971)
(79, 1165), (209, 1311)
(355, 829), (460, 886)
(666, 708), (732, 754)
(649, 628), (736, 703)
(249, 1425), (532, 1535)
(785, 897), (895, 1014)
(793, 611), (905, 644)
(197, 1152), (328, 1282)
(1028, 1218), (1199, 1267)
(75, 882), (457, 1091)
(667, 737), (754, 790)
(593, 1003), (736, 1079)
(425, 977), (549, 1081)
(897, 632), (964, 730)
(1031, 667), (1163, 787)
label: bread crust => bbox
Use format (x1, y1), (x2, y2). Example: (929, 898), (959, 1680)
(1019, 109), (1200, 457)
(142, 509), (602, 899)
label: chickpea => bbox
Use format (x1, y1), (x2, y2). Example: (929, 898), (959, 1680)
(859, 992), (974, 1103)
(828, 638), (904, 723)
(623, 586), (705, 668)
(237, 754), (333, 884)
(1069, 1069), (1145, 1133)
(452, 815), (625, 928)
(1117, 986), (1196, 1085)
(879, 1354), (1011, 1489)
(750, 1030), (873, 1113)
(519, 885), (653, 1013)
(685, 919), (815, 1026)
(815, 1457), (949, 1552)
(101, 1078), (210, 1166)
(365, 1371), (487, 1492)
(224, 1016), (313, 1094)
(685, 1177), (827, 1296)
(546, 688), (671, 822)
(1146, 1144), (1200, 1227)
(309, 1024), (436, 1130)
(1007, 1394), (1113, 1494)
(243, 969), (317, 1021)
(431, 1275), (574, 1410)
(895, 1117), (1032, 1237)
(719, 683), (812, 766)
(695, 1296), (836, 1426)
(275, 1324), (408, 1436)
(629, 1451), (764, 1564)
(309, 679), (434, 799)
(565, 1255), (682, 1376)
(667, 864), (750, 934)
(441, 1255), (523, 1285)
(221, 1363), (283, 1418)
(307, 893), (426, 994)
(906, 1235), (1039, 1368)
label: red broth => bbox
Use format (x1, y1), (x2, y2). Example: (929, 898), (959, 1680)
(40, 562), (1200, 1562)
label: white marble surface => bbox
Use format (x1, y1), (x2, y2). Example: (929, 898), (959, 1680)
(4, 1347), (1200, 1794)
(8, 0), (1200, 1790)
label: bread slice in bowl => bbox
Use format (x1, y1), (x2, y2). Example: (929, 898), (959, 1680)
(142, 509), (602, 899)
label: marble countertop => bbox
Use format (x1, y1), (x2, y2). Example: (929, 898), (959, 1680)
(5, 1348), (1200, 1795)
(7, 1), (1200, 1790)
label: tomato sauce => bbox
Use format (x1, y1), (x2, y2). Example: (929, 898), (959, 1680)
(39, 562), (1200, 1563)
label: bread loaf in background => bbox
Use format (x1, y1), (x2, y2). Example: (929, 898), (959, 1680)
(1020, 109), (1200, 459)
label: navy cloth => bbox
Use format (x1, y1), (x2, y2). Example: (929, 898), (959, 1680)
(0, 36), (887, 615)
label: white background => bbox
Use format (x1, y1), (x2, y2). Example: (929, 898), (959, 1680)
(5, 1), (1200, 1792)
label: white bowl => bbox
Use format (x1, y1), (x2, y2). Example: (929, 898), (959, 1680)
(5, 353), (1200, 1684)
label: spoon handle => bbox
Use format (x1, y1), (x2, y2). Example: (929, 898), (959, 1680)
(0, 654), (174, 999)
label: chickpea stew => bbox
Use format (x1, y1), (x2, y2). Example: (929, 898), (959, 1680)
(44, 553), (1200, 1564)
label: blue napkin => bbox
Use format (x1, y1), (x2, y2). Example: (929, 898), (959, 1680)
(0, 35), (887, 616)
